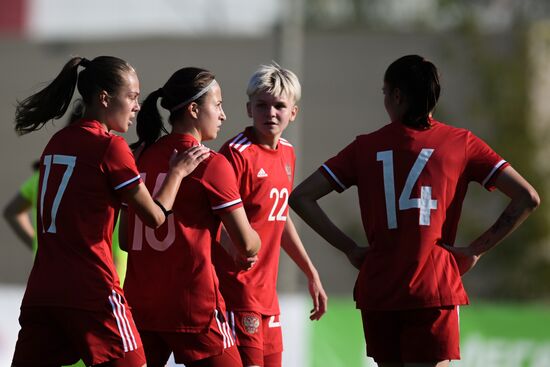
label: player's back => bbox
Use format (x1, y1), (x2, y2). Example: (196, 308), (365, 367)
(323, 119), (506, 310)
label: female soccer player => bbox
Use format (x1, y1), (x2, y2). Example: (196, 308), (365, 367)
(11, 56), (208, 367)
(122, 67), (260, 367)
(211, 63), (327, 367)
(289, 55), (539, 367)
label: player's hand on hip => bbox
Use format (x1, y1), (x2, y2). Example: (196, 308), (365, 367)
(308, 275), (328, 321)
(442, 244), (480, 276)
(169, 145), (211, 177)
(235, 254), (258, 271)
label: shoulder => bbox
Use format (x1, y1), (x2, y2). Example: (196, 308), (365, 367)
(431, 120), (470, 138)
(279, 137), (293, 148)
(224, 131), (254, 155)
(203, 150), (232, 170)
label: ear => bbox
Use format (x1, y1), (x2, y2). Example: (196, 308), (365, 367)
(99, 90), (110, 108)
(393, 88), (403, 105)
(246, 101), (252, 118)
(187, 102), (200, 119)
(288, 104), (299, 122)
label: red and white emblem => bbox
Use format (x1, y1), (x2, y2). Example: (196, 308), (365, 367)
(242, 314), (260, 334)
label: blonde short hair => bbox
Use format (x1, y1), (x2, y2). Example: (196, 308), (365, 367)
(246, 62), (301, 103)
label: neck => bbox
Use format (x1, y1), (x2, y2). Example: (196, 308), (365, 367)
(81, 110), (108, 131)
(172, 123), (202, 143)
(252, 128), (280, 150)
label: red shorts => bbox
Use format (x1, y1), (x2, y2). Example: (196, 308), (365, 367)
(227, 311), (283, 367)
(361, 306), (460, 364)
(12, 291), (144, 367)
(140, 310), (238, 366)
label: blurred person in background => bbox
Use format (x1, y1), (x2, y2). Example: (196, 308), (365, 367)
(289, 54), (539, 367)
(122, 67), (260, 367)
(211, 63), (327, 367)
(11, 55), (208, 367)
(4, 159), (40, 252)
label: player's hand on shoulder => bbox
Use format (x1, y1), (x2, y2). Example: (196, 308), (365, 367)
(442, 244), (480, 276)
(346, 245), (369, 270)
(169, 145), (211, 177)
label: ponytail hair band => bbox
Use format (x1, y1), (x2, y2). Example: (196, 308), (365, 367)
(80, 58), (91, 68)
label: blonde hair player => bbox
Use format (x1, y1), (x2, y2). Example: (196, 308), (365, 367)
(212, 63), (328, 367)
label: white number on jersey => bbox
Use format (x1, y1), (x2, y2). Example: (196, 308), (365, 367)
(268, 187), (289, 222)
(376, 149), (437, 229)
(40, 154), (76, 233)
(131, 173), (176, 251)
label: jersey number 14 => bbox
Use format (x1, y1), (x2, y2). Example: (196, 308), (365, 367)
(377, 148), (437, 229)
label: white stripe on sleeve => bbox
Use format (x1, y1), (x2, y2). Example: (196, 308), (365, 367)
(481, 160), (507, 187)
(321, 164), (347, 191)
(212, 198), (242, 211)
(114, 175), (141, 190)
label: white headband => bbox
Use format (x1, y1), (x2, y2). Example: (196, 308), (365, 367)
(170, 79), (218, 113)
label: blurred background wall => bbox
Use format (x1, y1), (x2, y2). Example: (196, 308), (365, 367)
(1, 0), (549, 366)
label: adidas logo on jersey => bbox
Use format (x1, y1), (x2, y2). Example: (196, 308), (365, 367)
(257, 168), (268, 178)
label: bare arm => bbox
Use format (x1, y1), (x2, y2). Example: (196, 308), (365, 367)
(218, 224), (258, 270)
(3, 193), (34, 250)
(120, 145), (210, 228)
(281, 215), (328, 320)
(289, 170), (368, 269)
(219, 206), (261, 259)
(444, 166), (540, 274)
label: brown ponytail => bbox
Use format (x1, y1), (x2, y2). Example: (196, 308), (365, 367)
(15, 57), (82, 135)
(15, 55), (134, 135)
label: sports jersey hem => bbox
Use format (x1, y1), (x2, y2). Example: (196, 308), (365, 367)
(223, 305), (281, 316)
(355, 298), (469, 311)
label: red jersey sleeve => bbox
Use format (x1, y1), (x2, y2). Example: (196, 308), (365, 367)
(219, 142), (246, 187)
(320, 139), (358, 192)
(202, 154), (243, 213)
(102, 136), (141, 192)
(464, 132), (509, 191)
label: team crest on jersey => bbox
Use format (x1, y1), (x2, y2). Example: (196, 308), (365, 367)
(242, 314), (260, 334)
(285, 164), (292, 180)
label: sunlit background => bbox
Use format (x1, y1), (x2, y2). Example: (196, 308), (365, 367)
(1, 0), (550, 366)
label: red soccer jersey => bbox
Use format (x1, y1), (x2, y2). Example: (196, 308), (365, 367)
(212, 127), (296, 315)
(321, 119), (509, 310)
(124, 133), (243, 332)
(22, 119), (141, 310)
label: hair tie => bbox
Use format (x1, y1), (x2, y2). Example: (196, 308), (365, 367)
(80, 58), (91, 68)
(170, 79), (217, 113)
